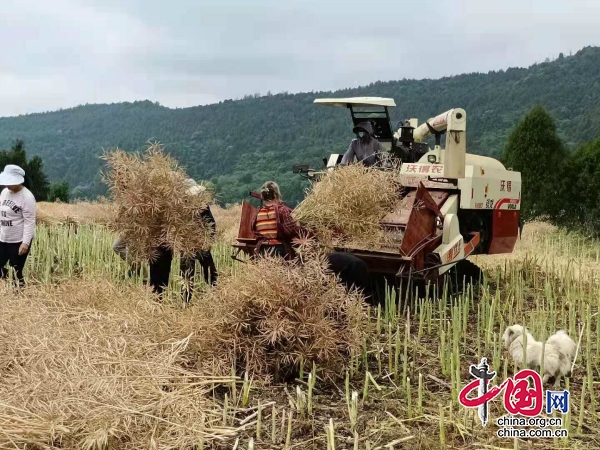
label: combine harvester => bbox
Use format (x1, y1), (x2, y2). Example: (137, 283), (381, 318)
(234, 97), (521, 297)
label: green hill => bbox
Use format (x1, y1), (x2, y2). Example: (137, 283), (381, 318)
(1, 46), (600, 206)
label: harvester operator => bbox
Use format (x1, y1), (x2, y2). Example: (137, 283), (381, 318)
(340, 121), (382, 167)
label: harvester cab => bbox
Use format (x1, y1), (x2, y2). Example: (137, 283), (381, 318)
(313, 97), (430, 169)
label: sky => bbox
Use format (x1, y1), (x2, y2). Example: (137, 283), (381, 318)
(1, 0), (599, 117)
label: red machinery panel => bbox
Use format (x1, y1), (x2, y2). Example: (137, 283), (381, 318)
(237, 200), (258, 242)
(488, 209), (519, 254)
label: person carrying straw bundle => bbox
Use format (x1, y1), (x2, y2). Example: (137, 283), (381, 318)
(146, 179), (219, 300)
(101, 143), (216, 301)
(0, 164), (36, 288)
(179, 179), (218, 302)
(111, 180), (217, 300)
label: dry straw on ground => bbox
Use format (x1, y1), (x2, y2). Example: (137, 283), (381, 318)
(101, 142), (215, 261)
(193, 247), (369, 383)
(292, 164), (403, 249)
(0, 278), (240, 450)
(36, 200), (115, 227)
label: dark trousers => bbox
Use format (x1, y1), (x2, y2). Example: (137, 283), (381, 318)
(326, 252), (371, 298)
(0, 241), (30, 288)
(180, 251), (218, 302)
(149, 247), (218, 301)
(149, 246), (174, 297)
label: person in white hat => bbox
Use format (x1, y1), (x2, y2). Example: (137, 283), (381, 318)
(179, 179), (218, 300)
(147, 178), (219, 301)
(0, 164), (37, 287)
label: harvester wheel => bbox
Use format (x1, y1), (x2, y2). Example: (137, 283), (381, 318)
(445, 259), (484, 297)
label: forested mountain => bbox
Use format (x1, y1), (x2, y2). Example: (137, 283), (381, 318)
(1, 46), (600, 206)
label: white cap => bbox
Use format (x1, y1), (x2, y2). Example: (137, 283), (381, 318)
(0, 165), (25, 186)
(183, 178), (206, 196)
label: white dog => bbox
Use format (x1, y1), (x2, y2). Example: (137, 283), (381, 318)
(545, 330), (577, 379)
(502, 324), (540, 368)
(502, 325), (577, 388)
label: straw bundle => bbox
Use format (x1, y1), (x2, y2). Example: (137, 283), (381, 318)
(292, 164), (403, 247)
(0, 278), (239, 450)
(194, 249), (368, 382)
(101, 142), (214, 261)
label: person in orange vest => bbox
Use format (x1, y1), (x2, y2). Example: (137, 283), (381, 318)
(251, 180), (371, 300)
(251, 181), (301, 259)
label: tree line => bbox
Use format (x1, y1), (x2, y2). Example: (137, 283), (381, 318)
(502, 105), (600, 237)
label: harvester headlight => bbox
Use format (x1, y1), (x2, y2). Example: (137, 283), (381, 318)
(427, 155), (437, 163)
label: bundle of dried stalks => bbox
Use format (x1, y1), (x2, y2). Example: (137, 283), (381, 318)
(292, 164), (403, 248)
(0, 277), (239, 450)
(101, 142), (215, 261)
(194, 247), (368, 382)
(36, 200), (115, 227)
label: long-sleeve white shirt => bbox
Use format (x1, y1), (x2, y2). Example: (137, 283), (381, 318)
(0, 187), (36, 245)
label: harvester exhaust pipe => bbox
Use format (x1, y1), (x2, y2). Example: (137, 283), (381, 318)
(413, 108), (467, 179)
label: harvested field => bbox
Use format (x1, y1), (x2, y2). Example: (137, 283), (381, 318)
(35, 201), (240, 246)
(0, 208), (598, 449)
(0, 279), (240, 449)
(211, 203), (243, 245)
(36, 200), (114, 226)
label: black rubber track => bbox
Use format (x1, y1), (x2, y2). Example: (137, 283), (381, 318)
(364, 259), (484, 305)
(445, 259), (484, 297)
